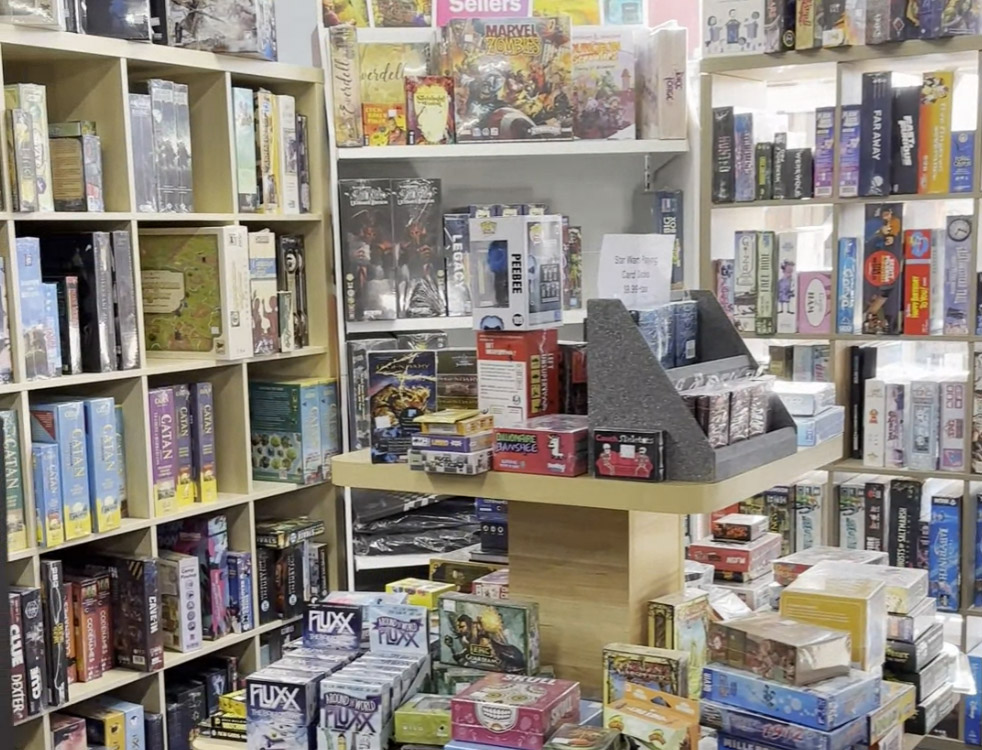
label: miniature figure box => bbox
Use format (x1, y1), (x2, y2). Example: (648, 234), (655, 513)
(439, 593), (539, 674)
(395, 693), (452, 745)
(646, 590), (709, 697)
(477, 329), (560, 427)
(385, 578), (456, 609)
(709, 710), (865, 750)
(417, 409), (493, 436)
(493, 414), (588, 477)
(190, 381), (217, 503)
(772, 547), (888, 587)
(707, 612), (852, 686)
(249, 379), (323, 483)
(603, 643), (689, 702)
(83, 397), (121, 533)
(470, 215), (564, 331)
(688, 532), (782, 575)
(158, 550), (202, 653)
(31, 400), (91, 541)
(712, 513), (768, 542)
(780, 566), (888, 671)
(472, 569), (509, 600)
(701, 664), (881, 731)
(452, 674), (580, 750)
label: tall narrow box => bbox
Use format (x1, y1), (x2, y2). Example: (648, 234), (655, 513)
(862, 203), (904, 335)
(943, 215), (972, 335)
(174, 83), (193, 213)
(1, 409), (26, 553)
(891, 86), (920, 194)
(733, 231), (757, 333)
(158, 549), (202, 653)
(734, 113), (755, 202)
(884, 381), (907, 469)
(12, 586), (45, 717)
(228, 550), (254, 633)
(148, 386), (178, 516)
(864, 378), (887, 467)
(276, 94), (300, 214)
(83, 397), (122, 533)
(233, 87), (259, 212)
(33, 443), (63, 549)
(837, 237), (858, 333)
(814, 107), (835, 197)
(756, 231), (777, 335)
(839, 105), (861, 198)
(190, 381), (217, 503)
(129, 93), (157, 212)
(93, 553), (163, 672)
(908, 381), (940, 471)
(9, 592), (27, 722)
(919, 71), (954, 194)
(929, 492), (961, 612)
(146, 79), (177, 211)
(890, 479), (922, 568)
(859, 72), (892, 197)
(17, 236), (53, 380)
(40, 559), (68, 706)
(249, 229), (279, 356)
(31, 401), (91, 541)
(712, 107), (734, 203)
(255, 88), (280, 213)
(903, 229), (932, 335)
(777, 232), (798, 334)
(111, 229), (140, 371)
(940, 379), (967, 472)
(5, 83), (53, 212)
(172, 384), (195, 508)
(797, 271), (832, 334)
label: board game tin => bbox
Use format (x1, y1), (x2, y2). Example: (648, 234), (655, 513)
(701, 664), (882, 731)
(603, 643), (689, 702)
(772, 547), (888, 587)
(451, 674), (580, 750)
(439, 593), (539, 674)
(700, 700), (868, 750)
(712, 513), (768, 542)
(707, 612), (852, 685)
(493, 414), (588, 477)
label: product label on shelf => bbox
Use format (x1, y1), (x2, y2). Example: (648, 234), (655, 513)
(597, 234), (672, 310)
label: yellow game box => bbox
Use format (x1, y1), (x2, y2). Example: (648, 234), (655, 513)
(415, 409), (493, 436)
(386, 577), (456, 609)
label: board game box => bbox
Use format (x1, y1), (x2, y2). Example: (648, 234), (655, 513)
(447, 17), (574, 142)
(571, 26), (635, 140)
(688, 532), (782, 575)
(702, 702), (867, 750)
(367, 349), (437, 463)
(439, 593), (539, 674)
(493, 414), (588, 477)
(393, 178), (445, 318)
(395, 693), (452, 745)
(592, 428), (666, 482)
(862, 203), (904, 334)
(168, 0), (275, 59)
(451, 674), (580, 750)
(772, 546), (887, 587)
(603, 643), (689, 702)
(646, 590), (709, 697)
(339, 178), (396, 321)
(406, 76), (454, 146)
(712, 513), (768, 542)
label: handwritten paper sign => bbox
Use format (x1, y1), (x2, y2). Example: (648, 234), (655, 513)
(597, 234), (673, 310)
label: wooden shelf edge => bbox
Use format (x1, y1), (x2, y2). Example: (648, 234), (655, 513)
(337, 139), (689, 161)
(332, 440), (842, 514)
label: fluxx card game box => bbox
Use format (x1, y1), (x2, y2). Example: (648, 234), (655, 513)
(452, 674), (580, 750)
(247, 669), (319, 750)
(707, 612), (852, 686)
(447, 18), (573, 142)
(603, 643), (689, 702)
(439, 593), (539, 674)
(367, 350), (437, 463)
(493, 414), (588, 477)
(592, 429), (665, 482)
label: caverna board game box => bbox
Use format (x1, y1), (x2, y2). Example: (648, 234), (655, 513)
(438, 593), (539, 674)
(646, 589), (709, 697)
(451, 674), (580, 750)
(706, 612), (852, 686)
(701, 664), (881, 731)
(447, 17), (573, 142)
(493, 414), (589, 477)
(603, 643), (689, 702)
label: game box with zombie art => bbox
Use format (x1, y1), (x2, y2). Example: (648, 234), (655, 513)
(447, 17), (573, 142)
(394, 178), (445, 318)
(439, 593), (540, 674)
(571, 26), (636, 140)
(493, 414), (588, 476)
(367, 349), (437, 463)
(340, 179), (396, 321)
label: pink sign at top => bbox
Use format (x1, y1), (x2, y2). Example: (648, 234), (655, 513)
(435, 0), (531, 27)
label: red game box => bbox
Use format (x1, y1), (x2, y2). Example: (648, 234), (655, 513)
(687, 532), (783, 574)
(903, 229), (932, 336)
(493, 415), (588, 477)
(477, 330), (560, 427)
(452, 673), (580, 750)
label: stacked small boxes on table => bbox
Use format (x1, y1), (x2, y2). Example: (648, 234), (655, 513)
(409, 409), (495, 475)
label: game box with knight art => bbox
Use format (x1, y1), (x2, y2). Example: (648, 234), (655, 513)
(447, 17), (574, 142)
(439, 593), (540, 675)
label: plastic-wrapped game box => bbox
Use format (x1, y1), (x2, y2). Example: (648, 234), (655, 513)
(707, 612), (852, 685)
(246, 667), (319, 750)
(439, 593), (539, 674)
(886, 597), (936, 643)
(808, 560), (927, 615)
(700, 699), (868, 750)
(772, 547), (888, 587)
(688, 532), (783, 575)
(868, 681), (916, 746)
(472, 569), (509, 600)
(701, 664), (881, 730)
(451, 673), (580, 750)
(604, 697), (698, 750)
(711, 513), (768, 542)
(544, 724), (620, 750)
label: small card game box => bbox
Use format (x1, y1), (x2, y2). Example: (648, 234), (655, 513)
(408, 448), (492, 475)
(707, 612), (852, 686)
(394, 693), (452, 745)
(701, 700), (868, 750)
(711, 513), (768, 542)
(247, 670), (322, 749)
(366, 602), (429, 655)
(472, 569), (509, 600)
(772, 381), (837, 416)
(688, 533), (783, 575)
(602, 643), (689, 702)
(451, 674), (580, 750)
(885, 621), (944, 674)
(385, 578), (456, 609)
(439, 593), (539, 674)
(416, 409), (494, 436)
(412, 431), (494, 453)
(545, 725), (620, 750)
(772, 547), (888, 587)
(887, 597), (936, 643)
(592, 428), (665, 482)
(493, 414), (588, 477)
(304, 601), (362, 651)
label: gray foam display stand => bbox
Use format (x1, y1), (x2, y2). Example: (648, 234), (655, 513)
(586, 293), (798, 483)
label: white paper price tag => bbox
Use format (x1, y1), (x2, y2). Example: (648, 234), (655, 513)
(597, 234), (673, 310)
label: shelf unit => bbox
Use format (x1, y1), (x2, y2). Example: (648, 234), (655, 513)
(319, 24), (693, 586)
(699, 37), (982, 746)
(0, 23), (340, 750)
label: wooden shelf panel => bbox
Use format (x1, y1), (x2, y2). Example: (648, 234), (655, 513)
(332, 441), (842, 514)
(337, 139), (689, 161)
(163, 616), (302, 669)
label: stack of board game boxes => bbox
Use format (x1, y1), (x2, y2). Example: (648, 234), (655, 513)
(254, 518), (329, 626)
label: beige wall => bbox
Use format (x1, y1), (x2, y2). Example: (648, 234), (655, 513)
(649, 0), (701, 54)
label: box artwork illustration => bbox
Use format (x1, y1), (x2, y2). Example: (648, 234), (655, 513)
(603, 643), (689, 702)
(447, 17), (574, 142)
(439, 593), (540, 674)
(368, 350), (437, 463)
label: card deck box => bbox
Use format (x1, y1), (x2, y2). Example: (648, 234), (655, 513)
(701, 664), (881, 731)
(646, 590), (709, 696)
(31, 401), (91, 541)
(887, 596), (936, 643)
(712, 513), (768, 542)
(603, 643), (689, 703)
(417, 410), (493, 436)
(688, 532), (783, 576)
(40, 560), (69, 706)
(319, 677), (389, 750)
(366, 602), (429, 655)
(780, 566), (887, 671)
(452, 674), (580, 750)
(593, 428), (666, 482)
(92, 696), (145, 750)
(885, 621), (944, 673)
(472, 569), (509, 600)
(438, 593), (539, 674)
(69, 704), (125, 748)
(772, 547), (888, 587)
(493, 415), (588, 477)
(394, 693), (452, 745)
(701, 700), (867, 750)
(905, 682), (956, 735)
(385, 578), (456, 609)
(545, 725), (620, 750)
(772, 382), (836, 417)
(707, 612), (852, 686)
(304, 601), (362, 651)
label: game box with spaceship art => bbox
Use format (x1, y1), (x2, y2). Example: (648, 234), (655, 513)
(438, 593), (540, 674)
(446, 17), (574, 142)
(451, 673), (580, 750)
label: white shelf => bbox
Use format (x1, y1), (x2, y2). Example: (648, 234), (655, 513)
(346, 312), (587, 335)
(354, 553), (432, 571)
(337, 139), (688, 161)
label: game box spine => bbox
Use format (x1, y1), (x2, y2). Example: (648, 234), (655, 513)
(867, 0), (890, 42)
(7, 108), (38, 212)
(174, 82), (192, 213)
(190, 381), (217, 504)
(71, 578), (101, 683)
(257, 546), (276, 625)
(976, 495), (982, 606)
(940, 380), (967, 472)
(248, 231), (280, 355)
(13, 587), (45, 717)
(172, 384), (194, 508)
(276, 94), (300, 215)
(733, 231), (758, 333)
(776, 232), (798, 334)
(712, 107), (734, 204)
(110, 229), (139, 370)
(919, 71), (954, 194)
(756, 231), (776, 335)
(147, 79), (176, 211)
(796, 0), (817, 48)
(890, 479), (923, 568)
(9, 592), (27, 722)
(54, 276), (81, 375)
(654, 190), (684, 288)
(864, 377), (886, 467)
(129, 93), (157, 212)
(0, 410), (25, 555)
(864, 479), (887, 552)
(148, 386), (177, 517)
(837, 237), (857, 334)
(839, 105), (861, 198)
(40, 559), (68, 707)
(860, 72), (892, 196)
(794, 479), (823, 550)
(968, 653), (982, 744)
(814, 107), (835, 197)
(297, 113), (311, 214)
(734, 113), (755, 202)
(255, 89), (278, 213)
(944, 216), (972, 335)
(930, 493), (961, 612)
(885, 381), (907, 469)
(891, 86), (920, 194)
(327, 25), (364, 149)
(756, 142), (773, 201)
(5, 84), (53, 212)
(837, 483), (864, 550)
(890, 0), (911, 40)
(232, 87), (259, 213)
(788, 148), (814, 199)
(862, 203), (904, 335)
(773, 131), (788, 200)
(228, 551), (254, 633)
(908, 381), (940, 471)
(951, 131), (975, 193)
(903, 229), (932, 336)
